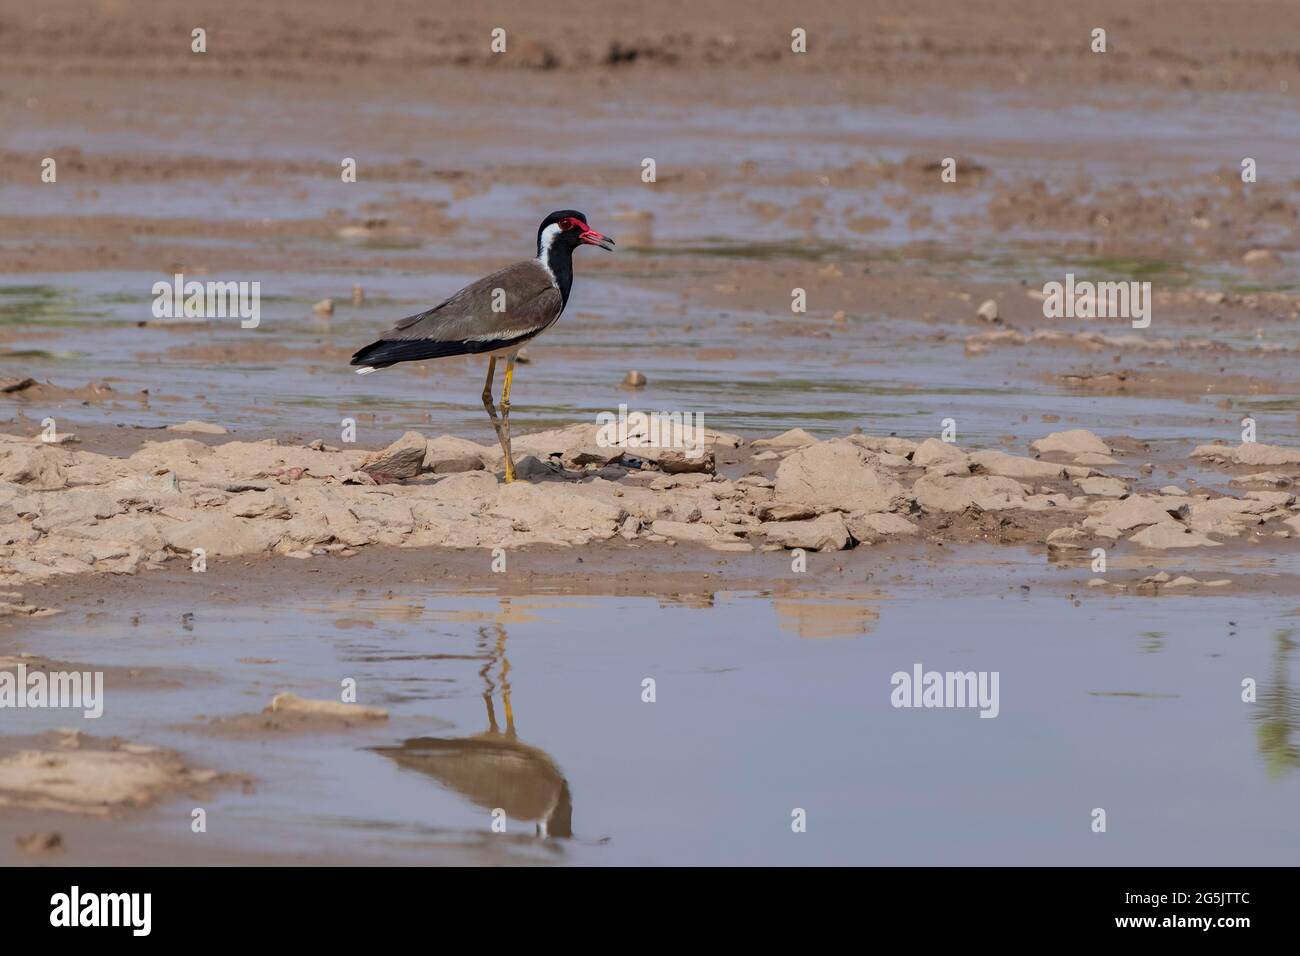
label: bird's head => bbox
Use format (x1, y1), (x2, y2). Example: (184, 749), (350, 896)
(537, 209), (615, 256)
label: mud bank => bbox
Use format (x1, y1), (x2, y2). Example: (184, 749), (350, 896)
(1, 423), (1296, 599)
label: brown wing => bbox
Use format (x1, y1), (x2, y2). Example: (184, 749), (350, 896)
(351, 260), (563, 369)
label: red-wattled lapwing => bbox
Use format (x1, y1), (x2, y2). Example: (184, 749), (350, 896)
(351, 210), (615, 482)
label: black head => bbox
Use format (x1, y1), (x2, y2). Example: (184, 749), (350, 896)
(536, 209), (615, 257)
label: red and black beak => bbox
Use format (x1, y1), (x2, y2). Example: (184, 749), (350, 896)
(578, 224), (616, 251)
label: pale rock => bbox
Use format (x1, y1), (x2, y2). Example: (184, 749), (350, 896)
(969, 450), (1065, 480)
(167, 420), (228, 435)
(912, 474), (1027, 512)
(752, 428), (818, 450)
(422, 435), (490, 473)
(0, 444), (67, 490)
(226, 490), (291, 519)
(162, 513), (284, 556)
(1084, 495), (1189, 532)
(760, 513), (851, 551)
(847, 435), (918, 457)
(649, 520), (747, 550)
(1128, 522), (1221, 549)
(270, 693), (387, 720)
(1073, 477), (1128, 497)
(1030, 429), (1110, 456)
(845, 511), (918, 543)
(773, 440), (904, 515)
(911, 438), (966, 467)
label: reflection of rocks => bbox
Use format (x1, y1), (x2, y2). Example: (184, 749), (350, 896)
(375, 620), (573, 838)
(1255, 629), (1300, 778)
(773, 596), (881, 639)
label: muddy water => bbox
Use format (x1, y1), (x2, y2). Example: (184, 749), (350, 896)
(6, 82), (1300, 448)
(6, 263), (1299, 451)
(5, 549), (1298, 865)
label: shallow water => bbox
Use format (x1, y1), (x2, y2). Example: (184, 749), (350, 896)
(6, 265), (1299, 454)
(9, 548), (1300, 865)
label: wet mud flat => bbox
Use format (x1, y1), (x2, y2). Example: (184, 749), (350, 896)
(0, 421), (1299, 864)
(2, 536), (1299, 866)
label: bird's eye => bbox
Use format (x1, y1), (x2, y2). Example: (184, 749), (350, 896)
(559, 218), (576, 231)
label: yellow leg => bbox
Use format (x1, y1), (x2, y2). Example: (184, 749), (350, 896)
(481, 357), (515, 483)
(500, 355), (517, 483)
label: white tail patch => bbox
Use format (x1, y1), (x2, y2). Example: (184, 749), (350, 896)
(355, 366), (377, 375)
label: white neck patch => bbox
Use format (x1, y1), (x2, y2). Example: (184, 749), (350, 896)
(535, 223), (562, 287)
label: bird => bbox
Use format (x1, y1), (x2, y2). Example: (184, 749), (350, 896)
(351, 210), (615, 483)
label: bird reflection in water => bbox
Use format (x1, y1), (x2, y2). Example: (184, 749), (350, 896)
(374, 621), (573, 838)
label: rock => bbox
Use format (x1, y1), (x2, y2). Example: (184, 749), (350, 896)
(845, 511), (918, 543)
(0, 377), (37, 393)
(226, 490), (290, 519)
(351, 285), (365, 306)
(759, 513), (851, 551)
(658, 449), (714, 474)
(1159, 485), (1187, 496)
(1242, 248), (1282, 268)
(269, 693), (386, 720)
(968, 450), (1065, 480)
(0, 444), (67, 489)
(31, 488), (122, 531)
(754, 450), (779, 462)
(422, 435), (489, 474)
(1230, 472), (1293, 489)
(1192, 442), (1300, 466)
(1046, 527), (1094, 551)
(751, 428), (818, 451)
(976, 299), (998, 321)
(1085, 495), (1189, 531)
(162, 513), (284, 556)
(312, 298), (335, 315)
(757, 502), (818, 521)
(621, 370), (647, 388)
(360, 431), (427, 480)
(1128, 522), (1221, 549)
(774, 440), (904, 514)
(1073, 453), (1118, 466)
(649, 520), (749, 550)
(847, 435), (918, 457)
(491, 482), (622, 538)
(1166, 576), (1200, 588)
(1031, 429), (1110, 456)
(167, 420), (228, 435)
(1073, 476), (1128, 497)
(1245, 490), (1295, 508)
(911, 438), (966, 467)
(912, 474), (1027, 512)
(564, 446), (624, 468)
